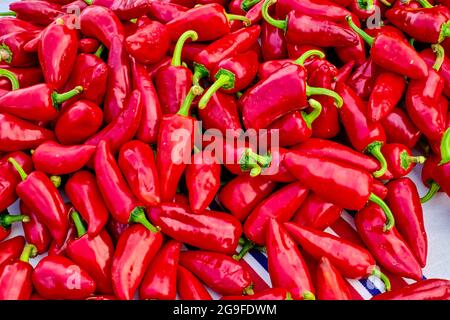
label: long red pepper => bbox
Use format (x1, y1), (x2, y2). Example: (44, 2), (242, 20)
(421, 47), (450, 98)
(140, 240), (181, 300)
(275, 0), (351, 21)
(372, 279), (450, 300)
(261, 21), (288, 61)
(381, 107), (421, 149)
(0, 17), (41, 35)
(0, 30), (39, 67)
(8, 1), (63, 26)
(147, 1), (189, 24)
(20, 201), (51, 254)
(0, 236), (25, 270)
(65, 171), (109, 237)
(315, 257), (352, 300)
(177, 266), (213, 300)
(0, 210), (30, 242)
(109, 0), (153, 20)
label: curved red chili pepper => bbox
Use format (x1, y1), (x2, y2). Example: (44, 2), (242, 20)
(65, 170), (109, 237)
(0, 65), (43, 90)
(118, 140), (160, 207)
(372, 279), (450, 300)
(316, 256), (352, 300)
(0, 209), (30, 242)
(20, 201), (51, 254)
(0, 236), (25, 269)
(109, 0), (153, 20)
(0, 17), (41, 35)
(147, 1), (188, 24)
(382, 143), (426, 178)
(78, 38), (100, 54)
(179, 250), (254, 295)
(421, 47), (450, 98)
(9, 1), (63, 26)
(261, 20), (288, 61)
(32, 255), (96, 299)
(275, 0), (351, 22)
(267, 219), (315, 300)
(139, 240), (181, 300)
(66, 210), (114, 294)
(111, 224), (163, 300)
(177, 266), (213, 300)
(355, 203), (423, 280)
(222, 288), (292, 300)
(0, 30), (40, 67)
(381, 107), (421, 149)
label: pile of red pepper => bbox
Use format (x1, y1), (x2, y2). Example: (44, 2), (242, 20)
(0, 0), (449, 300)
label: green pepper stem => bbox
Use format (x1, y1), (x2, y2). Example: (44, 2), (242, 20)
(0, 45), (12, 64)
(177, 86), (197, 117)
(294, 49), (325, 66)
(371, 268), (391, 291)
(243, 285), (254, 295)
(198, 74), (232, 109)
(129, 206), (160, 233)
(239, 149), (272, 177)
(359, 0), (374, 10)
(432, 44), (445, 72)
(306, 85), (343, 108)
(262, 0), (287, 31)
(346, 15), (374, 46)
(225, 13), (251, 26)
(439, 127), (450, 165)
(439, 21), (450, 43)
(0, 68), (20, 90)
(192, 63), (209, 87)
(420, 182), (440, 203)
(84, 0), (93, 5)
(417, 0), (433, 8)
(95, 45), (105, 58)
(172, 30), (198, 67)
(50, 175), (62, 188)
(0, 214), (30, 227)
(242, 0), (261, 11)
(302, 291), (316, 300)
(369, 193), (395, 232)
(8, 157), (28, 181)
(400, 150), (426, 170)
(302, 99), (322, 129)
(367, 142), (388, 178)
(71, 210), (87, 238)
(409, 38), (415, 48)
(52, 86), (83, 105)
(232, 239), (255, 261)
(20, 244), (37, 263)
(0, 11), (16, 16)
(285, 292), (293, 300)
(379, 0), (392, 6)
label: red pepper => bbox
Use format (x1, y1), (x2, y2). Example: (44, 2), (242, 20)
(0, 65), (43, 90)
(347, 15), (428, 79)
(177, 266), (213, 300)
(257, 59), (291, 80)
(55, 100), (103, 145)
(85, 90), (142, 154)
(0, 209), (30, 242)
(80, 5), (125, 48)
(38, 19), (78, 90)
(364, 23), (408, 41)
(140, 240), (181, 300)
(267, 219), (315, 300)
(405, 44), (447, 141)
(291, 193), (342, 231)
(222, 288), (292, 300)
(78, 38), (100, 54)
(386, 178), (428, 267)
(118, 140), (160, 206)
(372, 279), (450, 300)
(168, 42), (207, 67)
(111, 224), (163, 300)
(0, 30), (40, 67)
(179, 250), (254, 295)
(0, 151), (34, 212)
(349, 0), (381, 19)
(198, 51), (259, 108)
(421, 47), (450, 98)
(9, 1), (63, 26)
(32, 141), (96, 175)
(109, 0), (152, 20)
(367, 72), (407, 122)
(244, 181), (309, 245)
(0, 17), (41, 35)
(65, 170), (109, 237)
(346, 58), (379, 100)
(382, 143), (426, 178)
(284, 150), (395, 230)
(0, 243), (36, 300)
(147, 1), (188, 24)
(167, 3), (250, 42)
(335, 61), (356, 84)
(131, 59), (162, 145)
(355, 203), (423, 280)
(372, 179), (388, 200)
(0, 236), (25, 270)
(32, 255), (96, 299)
(148, 203), (242, 254)
(66, 210), (114, 294)
(275, 0), (351, 22)
(381, 107), (421, 149)
(261, 21), (288, 61)
(335, 34), (366, 65)
(20, 201), (51, 254)
(107, 218), (129, 245)
(316, 256), (352, 300)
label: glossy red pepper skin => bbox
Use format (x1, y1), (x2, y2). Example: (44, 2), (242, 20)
(381, 108), (421, 149)
(80, 5), (125, 48)
(147, 1), (188, 24)
(372, 279), (450, 300)
(0, 151), (33, 212)
(0, 236), (24, 269)
(222, 288), (292, 300)
(131, 59), (162, 145)
(65, 171), (109, 237)
(32, 255), (96, 299)
(78, 38), (100, 54)
(179, 250), (253, 295)
(346, 58), (379, 100)
(38, 20), (78, 90)
(368, 72), (407, 122)
(186, 152), (221, 213)
(20, 201), (51, 254)
(140, 240), (181, 300)
(386, 178), (427, 267)
(372, 179), (388, 200)
(261, 21), (288, 61)
(0, 113), (55, 152)
(335, 34), (366, 65)
(55, 100), (103, 145)
(382, 143), (424, 178)
(276, 0), (351, 22)
(244, 181), (309, 245)
(109, 0), (152, 20)
(48, 221), (75, 257)
(177, 266), (213, 300)
(291, 193), (342, 231)
(118, 140), (160, 207)
(421, 48), (450, 98)
(32, 141), (96, 175)
(0, 65), (43, 90)
(148, 203), (242, 254)
(10, 1), (63, 26)
(107, 219), (129, 245)
(85, 90), (142, 154)
(0, 17), (41, 35)
(355, 204), (423, 280)
(267, 219), (314, 300)
(111, 224), (163, 300)
(267, 111), (313, 146)
(316, 256), (352, 300)
(257, 59), (291, 80)
(0, 31), (39, 67)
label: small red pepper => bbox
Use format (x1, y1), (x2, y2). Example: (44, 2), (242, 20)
(382, 143), (426, 178)
(372, 279), (450, 300)
(0, 210), (30, 242)
(147, 1), (188, 24)
(0, 243), (36, 300)
(32, 141), (96, 175)
(148, 203), (242, 254)
(421, 47), (450, 98)
(118, 140), (160, 207)
(9, 0), (63, 26)
(267, 219), (315, 300)
(0, 236), (25, 270)
(222, 288), (292, 300)
(261, 20), (288, 61)
(179, 250), (254, 296)
(66, 210), (114, 294)
(65, 170), (109, 237)
(140, 240), (181, 300)
(111, 224), (163, 300)
(32, 255), (96, 299)
(20, 200), (51, 254)
(0, 65), (43, 90)
(381, 107), (421, 149)
(0, 30), (40, 67)
(177, 266), (213, 300)
(316, 256), (352, 300)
